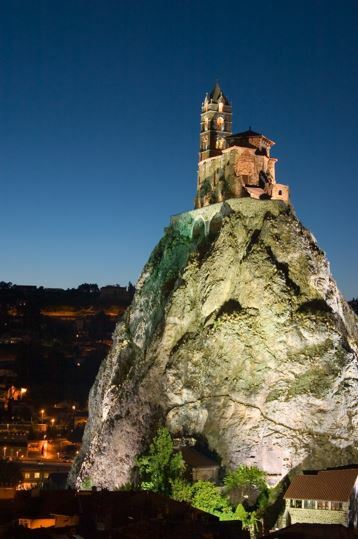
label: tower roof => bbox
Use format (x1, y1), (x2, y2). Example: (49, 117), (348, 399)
(208, 82), (229, 104)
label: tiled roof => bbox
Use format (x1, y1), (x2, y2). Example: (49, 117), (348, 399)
(179, 447), (219, 468)
(284, 469), (358, 502)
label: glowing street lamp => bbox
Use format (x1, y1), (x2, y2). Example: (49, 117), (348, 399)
(40, 409), (45, 422)
(3, 447), (7, 458)
(50, 418), (55, 428)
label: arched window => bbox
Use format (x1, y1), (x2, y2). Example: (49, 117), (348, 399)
(216, 116), (224, 130)
(202, 134), (209, 150)
(216, 137), (225, 149)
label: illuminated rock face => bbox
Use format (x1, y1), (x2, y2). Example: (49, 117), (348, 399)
(69, 199), (358, 489)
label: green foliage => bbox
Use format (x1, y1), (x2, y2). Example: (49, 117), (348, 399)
(0, 460), (22, 486)
(138, 436), (266, 528)
(286, 366), (331, 398)
(171, 478), (193, 503)
(234, 504), (258, 530)
(136, 427), (185, 496)
(256, 487), (270, 515)
(81, 476), (93, 490)
(224, 465), (267, 493)
(172, 479), (235, 520)
(190, 481), (233, 520)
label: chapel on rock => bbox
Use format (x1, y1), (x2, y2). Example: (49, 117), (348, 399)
(195, 83), (290, 209)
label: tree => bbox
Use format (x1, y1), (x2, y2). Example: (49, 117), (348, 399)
(77, 283), (99, 295)
(190, 481), (234, 519)
(224, 464), (267, 505)
(234, 503), (258, 533)
(224, 465), (267, 492)
(0, 281), (12, 290)
(136, 427), (185, 495)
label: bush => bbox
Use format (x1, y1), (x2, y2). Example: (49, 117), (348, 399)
(136, 427), (185, 496)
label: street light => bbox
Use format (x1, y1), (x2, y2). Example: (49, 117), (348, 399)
(40, 409), (45, 422)
(50, 418), (55, 428)
(3, 447), (7, 458)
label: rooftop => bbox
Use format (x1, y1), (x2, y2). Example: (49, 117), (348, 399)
(179, 446), (219, 469)
(284, 468), (358, 502)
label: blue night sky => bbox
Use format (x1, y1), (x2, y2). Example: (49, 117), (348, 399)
(0, 1), (357, 298)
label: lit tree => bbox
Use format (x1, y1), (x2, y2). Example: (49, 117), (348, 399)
(136, 427), (185, 495)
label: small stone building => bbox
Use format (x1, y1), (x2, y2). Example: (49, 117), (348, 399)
(195, 83), (289, 208)
(180, 446), (220, 483)
(283, 468), (358, 528)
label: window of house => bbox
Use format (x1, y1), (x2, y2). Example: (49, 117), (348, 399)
(24, 472), (30, 479)
(331, 501), (343, 511)
(317, 501), (330, 510)
(34, 472), (40, 479)
(278, 190), (282, 195)
(291, 499), (302, 508)
(303, 499), (315, 509)
(44, 472), (49, 479)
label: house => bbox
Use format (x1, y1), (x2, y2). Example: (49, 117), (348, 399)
(180, 446), (220, 483)
(283, 468), (358, 528)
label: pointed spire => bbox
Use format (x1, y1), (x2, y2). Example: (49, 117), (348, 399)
(209, 82), (229, 104)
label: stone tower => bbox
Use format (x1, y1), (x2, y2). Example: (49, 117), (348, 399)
(199, 82), (232, 162)
(195, 84), (290, 209)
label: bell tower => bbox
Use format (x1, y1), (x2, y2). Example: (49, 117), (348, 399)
(199, 83), (232, 162)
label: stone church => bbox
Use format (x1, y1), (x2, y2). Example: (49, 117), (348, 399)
(195, 83), (289, 208)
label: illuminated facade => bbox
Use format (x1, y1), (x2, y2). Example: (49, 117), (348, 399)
(283, 469), (358, 528)
(195, 83), (290, 208)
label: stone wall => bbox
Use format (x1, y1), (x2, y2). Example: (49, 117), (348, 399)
(284, 500), (349, 527)
(196, 146), (282, 208)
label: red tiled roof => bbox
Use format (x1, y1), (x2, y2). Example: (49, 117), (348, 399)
(284, 469), (358, 502)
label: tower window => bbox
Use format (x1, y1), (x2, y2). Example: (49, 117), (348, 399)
(216, 138), (225, 150)
(278, 190), (282, 195)
(216, 116), (224, 130)
(202, 134), (209, 150)
(218, 102), (224, 112)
